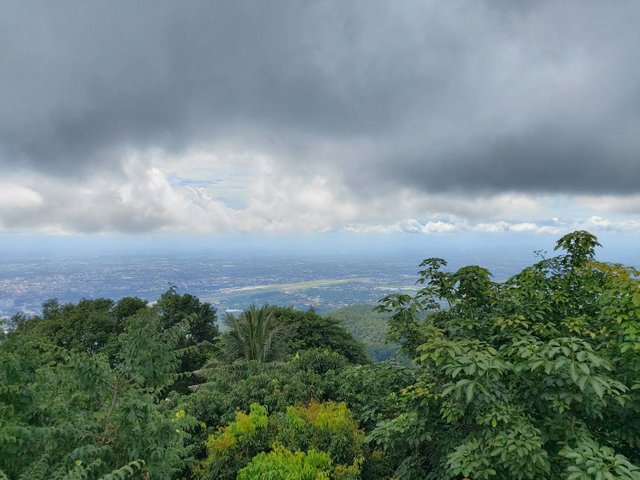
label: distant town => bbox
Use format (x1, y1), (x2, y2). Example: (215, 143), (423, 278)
(1, 247), (560, 318)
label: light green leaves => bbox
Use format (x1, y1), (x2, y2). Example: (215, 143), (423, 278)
(369, 231), (640, 479)
(561, 440), (640, 480)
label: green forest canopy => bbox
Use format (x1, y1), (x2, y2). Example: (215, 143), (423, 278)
(1, 231), (639, 479)
(326, 305), (397, 362)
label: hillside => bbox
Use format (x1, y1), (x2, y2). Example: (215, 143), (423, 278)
(327, 304), (399, 361)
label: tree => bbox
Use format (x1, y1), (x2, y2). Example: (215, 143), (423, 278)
(237, 445), (333, 480)
(369, 231), (640, 479)
(156, 287), (220, 390)
(0, 307), (197, 479)
(19, 298), (119, 355)
(197, 401), (367, 480)
(222, 305), (286, 362)
(156, 287), (219, 345)
(269, 306), (369, 364)
(112, 296), (147, 322)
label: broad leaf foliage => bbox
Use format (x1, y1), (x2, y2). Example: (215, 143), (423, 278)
(1, 231), (638, 479)
(372, 231), (640, 479)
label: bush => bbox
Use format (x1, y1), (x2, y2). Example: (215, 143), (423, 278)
(369, 231), (640, 479)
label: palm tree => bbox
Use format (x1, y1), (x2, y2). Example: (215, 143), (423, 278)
(223, 305), (286, 362)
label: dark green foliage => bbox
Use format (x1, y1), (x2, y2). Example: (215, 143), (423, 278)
(186, 349), (410, 477)
(12, 288), (219, 382)
(112, 296), (148, 322)
(118, 308), (187, 390)
(12, 288), (220, 394)
(326, 305), (399, 361)
(220, 305), (368, 364)
(3, 290), (388, 479)
(222, 305), (287, 362)
(25, 298), (118, 355)
(156, 287), (219, 384)
(269, 306), (369, 364)
(156, 287), (219, 345)
(185, 349), (353, 433)
(335, 363), (417, 432)
(4, 230), (638, 480)
(0, 307), (196, 479)
(369, 231), (640, 479)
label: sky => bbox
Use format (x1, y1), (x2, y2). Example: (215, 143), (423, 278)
(1, 1), (639, 238)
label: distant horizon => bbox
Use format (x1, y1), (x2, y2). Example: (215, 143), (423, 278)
(1, 230), (639, 261)
(2, 230), (638, 319)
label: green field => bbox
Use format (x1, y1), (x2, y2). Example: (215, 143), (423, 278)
(205, 277), (371, 302)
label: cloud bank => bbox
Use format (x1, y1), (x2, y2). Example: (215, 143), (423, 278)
(1, 1), (639, 234)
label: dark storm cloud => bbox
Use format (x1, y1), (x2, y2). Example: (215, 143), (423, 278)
(369, 128), (640, 195)
(1, 0), (639, 193)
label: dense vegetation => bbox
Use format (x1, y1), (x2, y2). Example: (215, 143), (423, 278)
(327, 305), (398, 361)
(1, 231), (639, 479)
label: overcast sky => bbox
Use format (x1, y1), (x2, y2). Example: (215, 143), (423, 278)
(1, 1), (639, 236)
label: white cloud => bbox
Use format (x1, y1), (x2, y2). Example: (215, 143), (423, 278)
(474, 221), (510, 233)
(509, 222), (539, 233)
(2, 0), (640, 240)
(1, 147), (640, 236)
(0, 184), (42, 209)
(582, 215), (640, 233)
(576, 195), (640, 215)
(423, 221), (461, 234)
